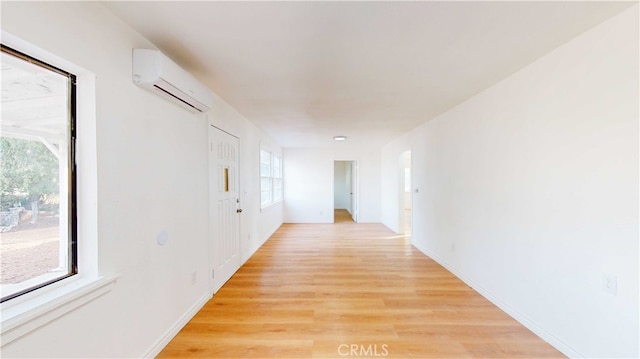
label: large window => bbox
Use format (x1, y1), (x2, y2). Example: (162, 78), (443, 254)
(0, 45), (77, 302)
(260, 148), (282, 208)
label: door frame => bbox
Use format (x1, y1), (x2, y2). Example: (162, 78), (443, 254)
(208, 124), (242, 295)
(332, 159), (359, 223)
(350, 161), (358, 223)
(399, 150), (412, 236)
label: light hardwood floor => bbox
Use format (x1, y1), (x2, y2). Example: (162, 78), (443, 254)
(159, 210), (564, 358)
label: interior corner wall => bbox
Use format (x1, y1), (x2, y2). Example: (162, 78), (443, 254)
(381, 144), (410, 233)
(381, 6), (639, 358)
(0, 2), (282, 358)
(283, 147), (381, 223)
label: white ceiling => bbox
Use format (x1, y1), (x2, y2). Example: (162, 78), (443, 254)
(104, 1), (634, 149)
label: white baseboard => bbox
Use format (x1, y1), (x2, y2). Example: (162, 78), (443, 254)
(411, 241), (582, 359)
(144, 293), (212, 358)
(242, 223), (282, 264)
(354, 216), (382, 224)
(264, 223), (281, 243)
(284, 219), (332, 223)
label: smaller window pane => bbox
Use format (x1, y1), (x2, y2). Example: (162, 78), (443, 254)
(273, 179), (282, 201)
(260, 148), (282, 208)
(273, 156), (281, 178)
(261, 178), (272, 191)
(260, 163), (271, 177)
(260, 150), (271, 164)
(261, 190), (272, 205)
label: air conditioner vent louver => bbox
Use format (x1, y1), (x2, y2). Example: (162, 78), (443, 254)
(132, 49), (213, 113)
(152, 84), (200, 111)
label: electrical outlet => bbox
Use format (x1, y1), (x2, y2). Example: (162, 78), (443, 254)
(603, 274), (617, 295)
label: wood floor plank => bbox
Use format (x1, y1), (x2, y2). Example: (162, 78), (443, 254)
(158, 210), (565, 358)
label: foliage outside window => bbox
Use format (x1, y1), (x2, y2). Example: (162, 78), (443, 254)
(260, 148), (282, 208)
(0, 45), (77, 302)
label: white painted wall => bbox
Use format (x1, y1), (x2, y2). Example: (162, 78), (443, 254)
(382, 6), (639, 358)
(284, 147), (380, 223)
(0, 2), (281, 358)
(382, 149), (410, 233)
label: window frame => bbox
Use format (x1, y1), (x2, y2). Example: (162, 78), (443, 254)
(272, 155), (282, 202)
(0, 44), (78, 303)
(260, 147), (282, 209)
(0, 30), (115, 347)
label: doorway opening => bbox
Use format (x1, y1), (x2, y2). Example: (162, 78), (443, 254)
(400, 151), (412, 237)
(333, 160), (358, 223)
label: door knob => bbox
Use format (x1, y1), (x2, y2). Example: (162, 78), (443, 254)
(237, 209), (243, 213)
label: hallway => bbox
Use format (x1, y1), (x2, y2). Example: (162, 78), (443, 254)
(334, 208), (354, 223)
(159, 219), (563, 358)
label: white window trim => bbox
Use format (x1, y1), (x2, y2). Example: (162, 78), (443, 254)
(260, 147), (282, 210)
(0, 274), (118, 346)
(0, 30), (116, 346)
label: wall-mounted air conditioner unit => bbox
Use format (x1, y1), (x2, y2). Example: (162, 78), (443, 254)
(132, 49), (213, 113)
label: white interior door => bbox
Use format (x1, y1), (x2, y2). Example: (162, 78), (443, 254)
(350, 161), (358, 222)
(209, 125), (241, 294)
